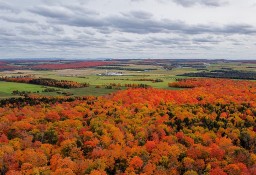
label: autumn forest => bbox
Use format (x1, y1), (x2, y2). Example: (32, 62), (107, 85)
(0, 77), (255, 175)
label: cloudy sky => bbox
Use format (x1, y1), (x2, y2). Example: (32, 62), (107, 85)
(0, 0), (256, 59)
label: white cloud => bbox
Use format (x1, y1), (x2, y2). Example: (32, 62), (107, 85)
(0, 0), (255, 59)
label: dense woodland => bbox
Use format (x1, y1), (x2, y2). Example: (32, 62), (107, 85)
(0, 76), (89, 89)
(0, 78), (255, 175)
(179, 70), (256, 80)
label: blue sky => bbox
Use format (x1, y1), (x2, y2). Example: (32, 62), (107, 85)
(0, 0), (256, 59)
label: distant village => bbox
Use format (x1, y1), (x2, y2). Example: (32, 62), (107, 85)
(97, 70), (123, 76)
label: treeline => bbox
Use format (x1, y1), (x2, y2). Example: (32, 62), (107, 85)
(12, 90), (38, 96)
(101, 83), (151, 89)
(124, 83), (151, 88)
(29, 78), (89, 88)
(0, 95), (94, 107)
(104, 83), (151, 89)
(179, 70), (256, 80)
(131, 78), (163, 83)
(0, 76), (89, 88)
(42, 88), (60, 92)
(12, 88), (74, 97)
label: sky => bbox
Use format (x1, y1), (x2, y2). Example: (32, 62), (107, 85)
(0, 0), (256, 59)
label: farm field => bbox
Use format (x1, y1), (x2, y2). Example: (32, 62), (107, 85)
(0, 81), (46, 98)
(0, 81), (123, 98)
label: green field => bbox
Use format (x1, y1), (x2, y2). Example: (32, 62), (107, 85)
(0, 81), (125, 98)
(0, 81), (46, 98)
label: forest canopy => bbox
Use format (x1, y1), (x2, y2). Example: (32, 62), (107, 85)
(0, 78), (255, 175)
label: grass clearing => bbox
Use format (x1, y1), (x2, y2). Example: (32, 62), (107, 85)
(0, 81), (46, 98)
(0, 81), (124, 98)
